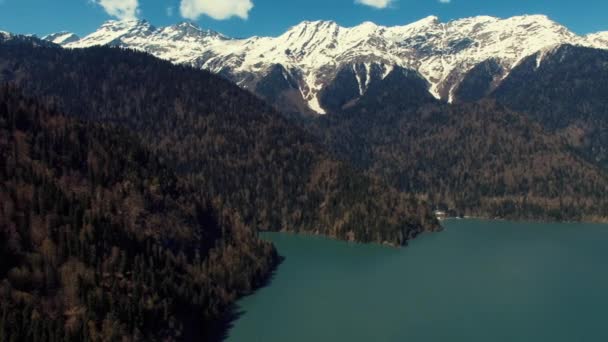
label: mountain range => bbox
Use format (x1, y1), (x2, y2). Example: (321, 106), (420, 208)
(38, 15), (608, 115)
(2, 13), (608, 341)
(3, 13), (607, 219)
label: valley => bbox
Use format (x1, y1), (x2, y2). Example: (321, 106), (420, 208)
(1, 10), (608, 342)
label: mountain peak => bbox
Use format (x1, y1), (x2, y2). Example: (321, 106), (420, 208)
(390, 15), (441, 34)
(411, 15), (440, 26)
(300, 19), (338, 26)
(97, 19), (155, 35)
(65, 19), (155, 48)
(50, 14), (608, 114)
(166, 21), (229, 40)
(514, 14), (551, 21)
(503, 14), (565, 28)
(175, 21), (201, 29)
(585, 31), (608, 48)
(357, 21), (378, 28)
(0, 30), (11, 43)
(288, 20), (339, 32)
(42, 31), (80, 45)
(353, 21), (381, 31)
(280, 20), (341, 43)
(98, 19), (155, 34)
(102, 19), (150, 27)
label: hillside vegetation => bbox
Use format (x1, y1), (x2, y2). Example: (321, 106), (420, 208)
(0, 87), (279, 341)
(0, 41), (438, 246)
(310, 71), (608, 221)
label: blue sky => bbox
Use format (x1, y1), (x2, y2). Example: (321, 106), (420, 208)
(0, 0), (606, 38)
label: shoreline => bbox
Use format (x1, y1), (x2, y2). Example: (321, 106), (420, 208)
(441, 215), (608, 225)
(207, 253), (285, 342)
(220, 216), (608, 340)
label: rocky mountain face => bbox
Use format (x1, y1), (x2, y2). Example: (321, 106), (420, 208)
(40, 16), (608, 115)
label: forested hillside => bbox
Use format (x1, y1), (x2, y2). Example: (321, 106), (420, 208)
(0, 39), (438, 246)
(0, 87), (279, 341)
(310, 73), (608, 221)
(493, 44), (608, 167)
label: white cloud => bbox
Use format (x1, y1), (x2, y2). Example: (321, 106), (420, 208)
(167, 6), (174, 17)
(180, 0), (254, 20)
(439, 0), (451, 3)
(93, 0), (139, 20)
(355, 0), (394, 9)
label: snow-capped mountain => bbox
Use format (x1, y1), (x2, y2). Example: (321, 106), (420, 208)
(586, 32), (608, 49)
(0, 31), (56, 47)
(42, 31), (80, 45)
(0, 30), (11, 40)
(45, 15), (608, 114)
(62, 20), (230, 66)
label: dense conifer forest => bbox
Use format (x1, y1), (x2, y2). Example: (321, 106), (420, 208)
(310, 73), (608, 221)
(0, 40), (437, 246)
(492, 45), (608, 168)
(0, 87), (279, 341)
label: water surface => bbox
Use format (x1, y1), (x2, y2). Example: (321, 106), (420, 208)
(227, 220), (608, 341)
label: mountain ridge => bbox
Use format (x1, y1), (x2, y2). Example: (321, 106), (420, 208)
(41, 31), (80, 44)
(35, 14), (608, 115)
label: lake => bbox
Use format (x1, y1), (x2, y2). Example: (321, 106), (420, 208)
(227, 219), (608, 342)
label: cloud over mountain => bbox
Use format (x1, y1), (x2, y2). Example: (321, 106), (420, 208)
(94, 0), (139, 20)
(180, 0), (254, 20)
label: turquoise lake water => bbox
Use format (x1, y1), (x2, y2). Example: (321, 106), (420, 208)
(227, 220), (608, 341)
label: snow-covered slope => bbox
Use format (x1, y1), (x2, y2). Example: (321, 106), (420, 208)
(42, 31), (80, 45)
(65, 20), (230, 66)
(385, 15), (585, 100)
(585, 32), (608, 49)
(67, 20), (155, 47)
(48, 15), (608, 114)
(0, 30), (11, 40)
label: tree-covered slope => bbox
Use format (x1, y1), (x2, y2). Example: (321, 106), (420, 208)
(0, 39), (438, 245)
(0, 86), (279, 341)
(453, 58), (504, 103)
(493, 44), (608, 167)
(310, 72), (608, 221)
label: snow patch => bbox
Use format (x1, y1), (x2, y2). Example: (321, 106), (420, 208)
(43, 32), (80, 45)
(353, 64), (364, 95)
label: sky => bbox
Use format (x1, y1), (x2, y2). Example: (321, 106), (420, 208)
(0, 0), (606, 38)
